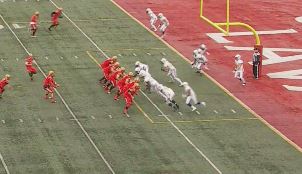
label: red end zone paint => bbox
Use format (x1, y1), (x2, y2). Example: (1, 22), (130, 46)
(114, 0), (302, 148)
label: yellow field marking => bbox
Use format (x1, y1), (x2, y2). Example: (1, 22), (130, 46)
(86, 51), (155, 123)
(111, 0), (302, 153)
(133, 101), (154, 123)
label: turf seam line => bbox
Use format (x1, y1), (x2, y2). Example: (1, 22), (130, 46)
(110, 0), (302, 153)
(0, 14), (116, 174)
(0, 152), (10, 174)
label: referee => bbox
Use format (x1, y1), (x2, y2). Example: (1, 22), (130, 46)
(252, 48), (260, 79)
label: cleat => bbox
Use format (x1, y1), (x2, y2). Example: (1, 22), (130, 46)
(51, 100), (57, 103)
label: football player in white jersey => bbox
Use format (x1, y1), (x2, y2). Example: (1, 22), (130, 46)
(182, 82), (206, 111)
(192, 49), (205, 73)
(233, 54), (246, 86)
(134, 61), (149, 76)
(144, 75), (159, 93)
(157, 84), (179, 111)
(157, 13), (169, 38)
(146, 8), (158, 31)
(160, 58), (183, 86)
(197, 44), (210, 70)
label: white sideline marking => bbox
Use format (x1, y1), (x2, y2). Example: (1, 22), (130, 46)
(231, 109), (236, 113)
(0, 14), (116, 174)
(91, 116), (96, 119)
(196, 111), (201, 115)
(47, 1), (221, 173)
(19, 119), (23, 123)
(178, 112), (183, 116)
(0, 152), (10, 174)
(146, 52), (151, 55)
(108, 115), (112, 119)
(1, 120), (5, 124)
(214, 110), (218, 114)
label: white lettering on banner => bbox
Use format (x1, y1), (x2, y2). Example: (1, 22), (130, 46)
(295, 16), (302, 23)
(282, 85), (302, 92)
(224, 46), (302, 65)
(207, 29), (297, 44)
(267, 69), (302, 80)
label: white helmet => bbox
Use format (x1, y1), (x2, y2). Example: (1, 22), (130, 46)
(235, 54), (241, 59)
(160, 58), (167, 63)
(158, 13), (163, 17)
(146, 8), (151, 12)
(135, 61), (140, 66)
(193, 49), (199, 54)
(200, 44), (206, 49)
(182, 82), (188, 86)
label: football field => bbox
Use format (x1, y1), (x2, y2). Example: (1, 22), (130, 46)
(0, 0), (301, 173)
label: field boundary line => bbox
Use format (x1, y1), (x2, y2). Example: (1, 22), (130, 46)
(0, 151), (10, 174)
(0, 15), (116, 174)
(110, 0), (302, 153)
(49, 0), (222, 172)
(86, 51), (155, 123)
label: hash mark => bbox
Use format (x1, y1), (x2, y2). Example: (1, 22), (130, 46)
(146, 52), (151, 55)
(231, 109), (237, 113)
(19, 119), (23, 123)
(196, 111), (200, 115)
(91, 116), (96, 119)
(178, 112), (183, 116)
(108, 115), (112, 119)
(1, 120), (5, 124)
(214, 110), (218, 114)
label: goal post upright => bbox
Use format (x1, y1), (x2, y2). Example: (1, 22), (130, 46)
(200, 0), (263, 77)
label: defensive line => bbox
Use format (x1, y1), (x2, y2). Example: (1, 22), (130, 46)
(0, 14), (116, 174)
(49, 0), (222, 172)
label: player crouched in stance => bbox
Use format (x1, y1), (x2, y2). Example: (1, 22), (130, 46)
(134, 61), (149, 75)
(160, 58), (183, 86)
(146, 8), (158, 31)
(99, 56), (118, 84)
(182, 82), (206, 111)
(104, 67), (125, 94)
(157, 13), (169, 38)
(25, 54), (37, 81)
(157, 84), (179, 111)
(122, 80), (140, 115)
(43, 71), (59, 103)
(114, 72), (134, 100)
(0, 74), (11, 99)
(29, 11), (39, 37)
(233, 54), (246, 86)
(48, 8), (63, 31)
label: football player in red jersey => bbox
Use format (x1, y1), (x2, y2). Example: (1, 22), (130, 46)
(25, 54), (37, 81)
(99, 56), (117, 83)
(122, 83), (140, 114)
(104, 67), (125, 93)
(43, 71), (59, 103)
(0, 74), (11, 99)
(48, 8), (63, 31)
(29, 12), (39, 37)
(114, 72), (133, 100)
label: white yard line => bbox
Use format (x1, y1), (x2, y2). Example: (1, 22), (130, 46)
(0, 14), (116, 174)
(47, 1), (222, 173)
(0, 152), (10, 174)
